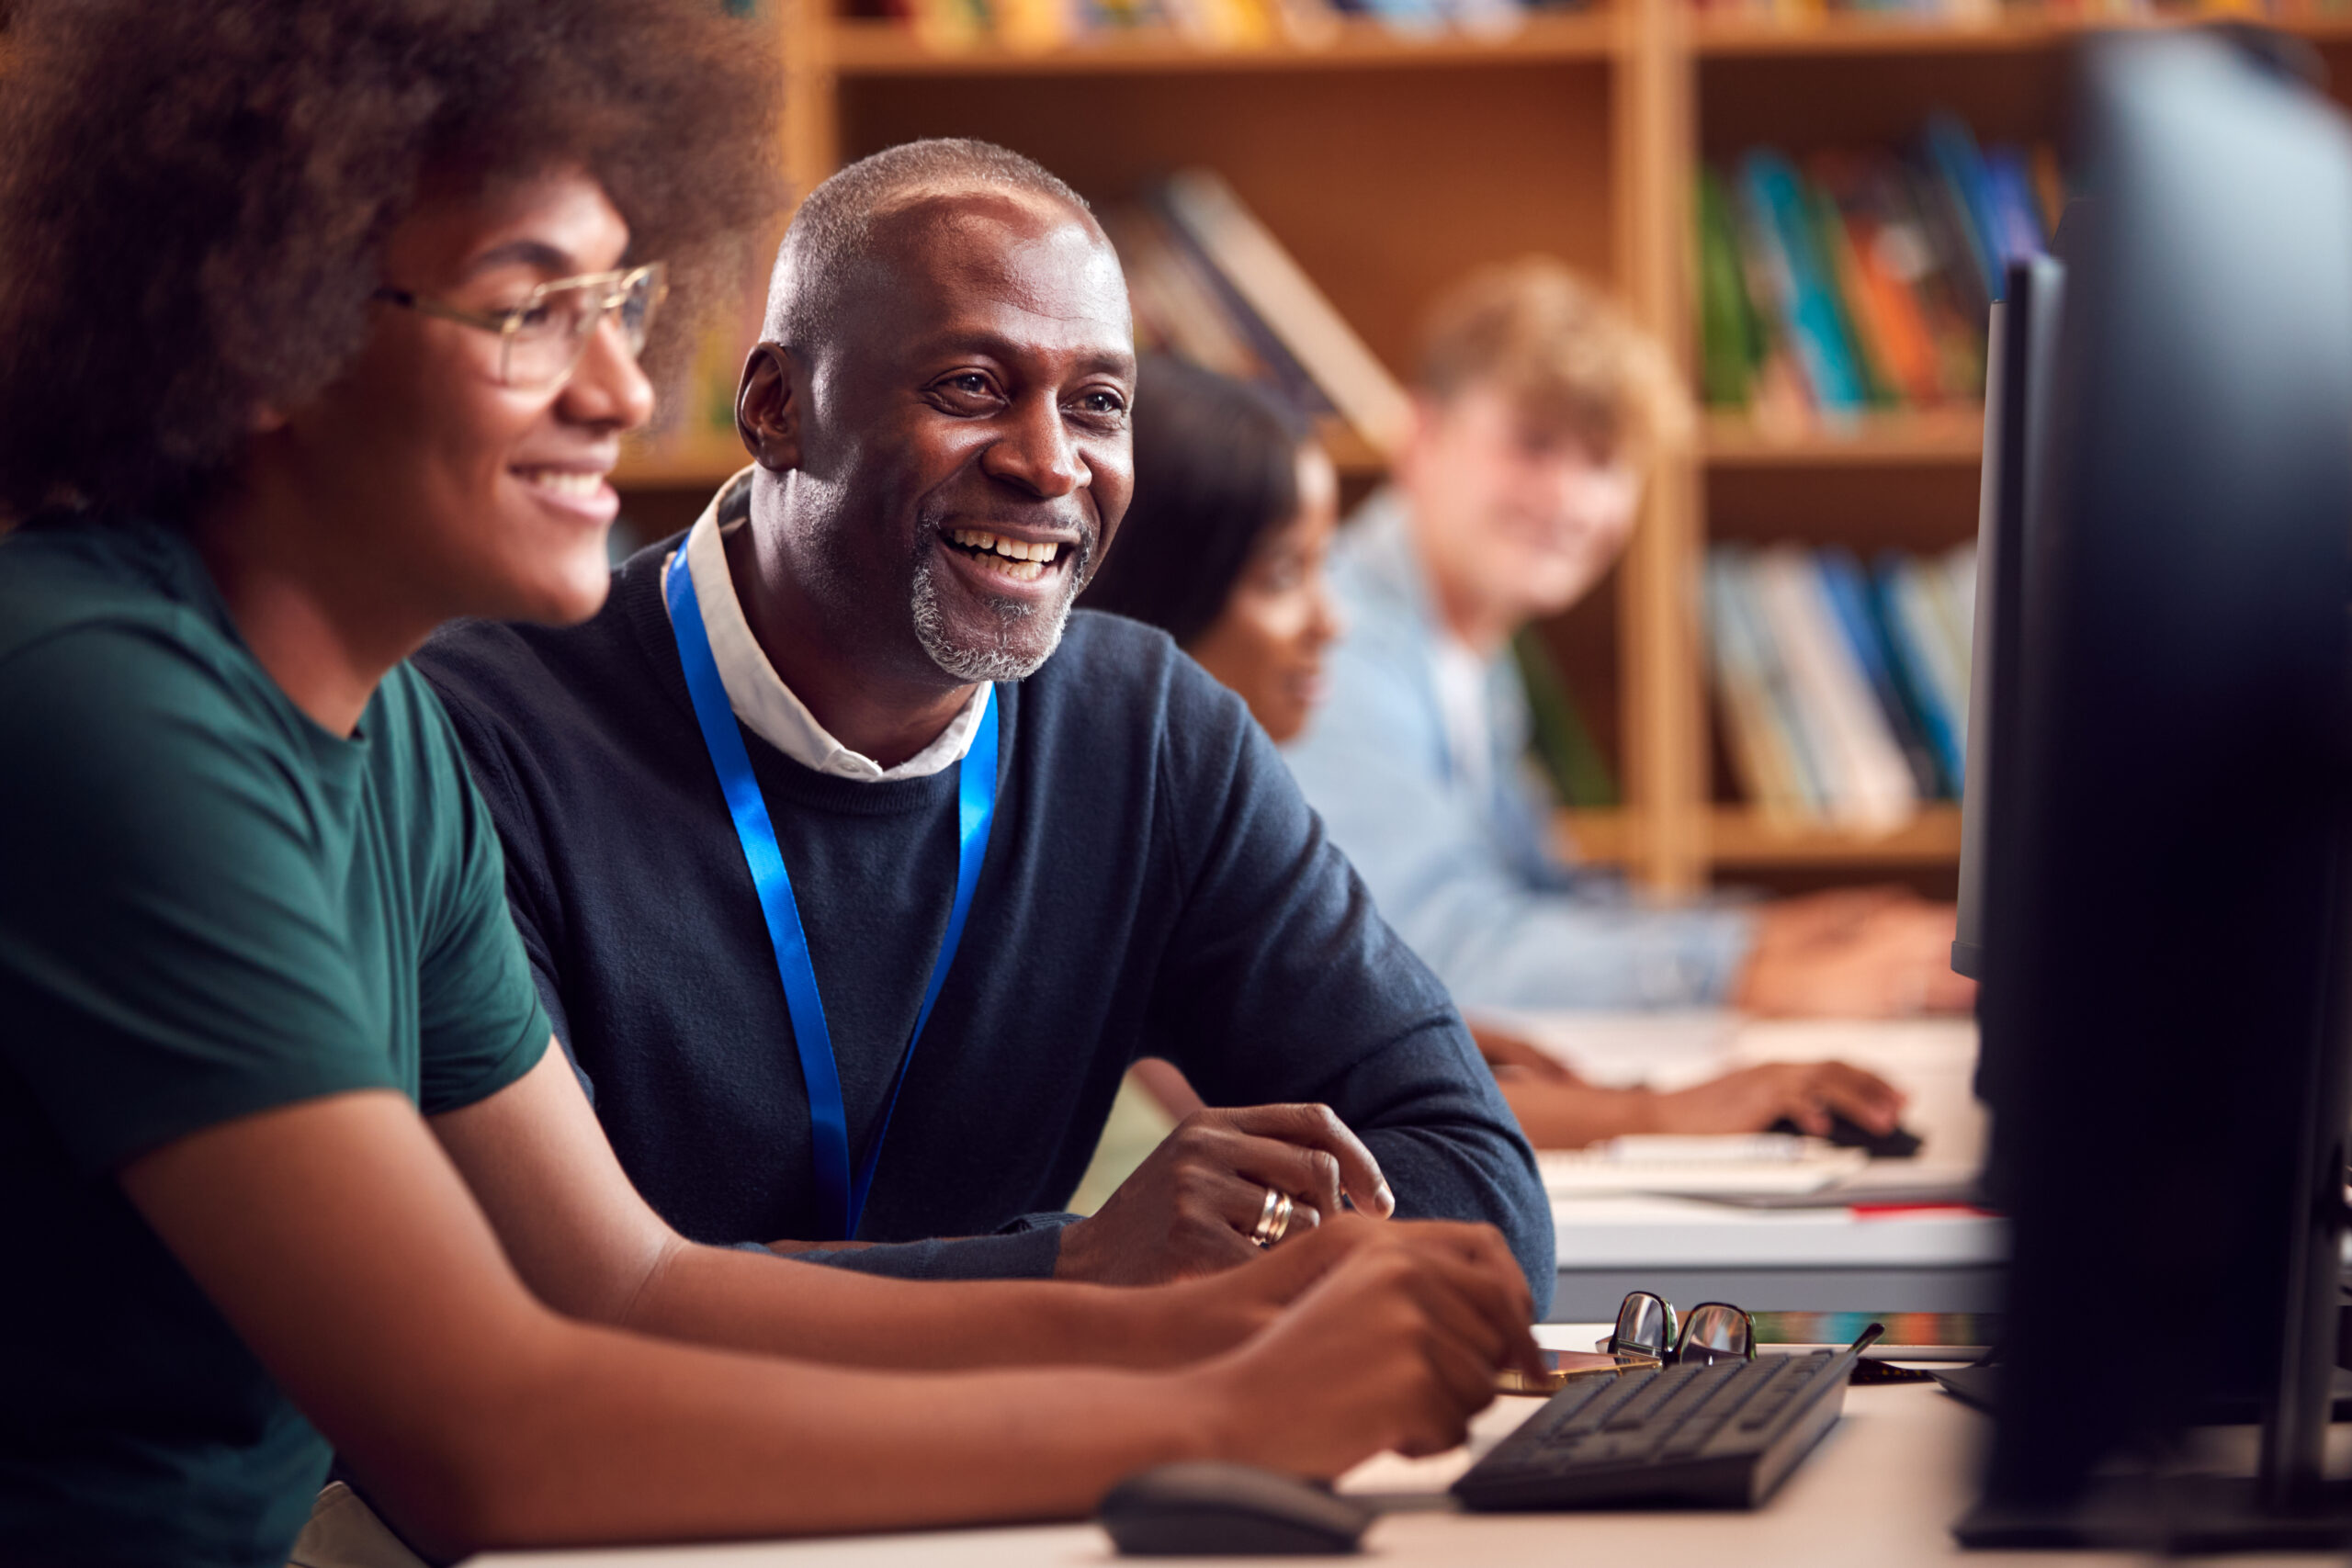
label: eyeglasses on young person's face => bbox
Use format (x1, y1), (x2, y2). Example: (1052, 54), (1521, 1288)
(374, 262), (667, 390)
(1601, 1291), (1756, 1369)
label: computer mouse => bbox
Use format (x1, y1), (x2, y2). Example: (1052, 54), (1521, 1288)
(1768, 1111), (1923, 1159)
(1098, 1461), (1374, 1556)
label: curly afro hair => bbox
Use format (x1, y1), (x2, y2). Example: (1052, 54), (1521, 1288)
(0, 0), (785, 519)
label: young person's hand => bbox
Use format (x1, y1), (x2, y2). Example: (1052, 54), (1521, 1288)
(1179, 1218), (1544, 1473)
(1055, 1103), (1396, 1286)
(1126, 1212), (1525, 1362)
(1736, 892), (1976, 1017)
(1649, 1059), (1906, 1136)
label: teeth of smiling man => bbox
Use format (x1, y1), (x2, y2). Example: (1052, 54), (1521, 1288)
(947, 527), (1062, 564)
(516, 468), (605, 500)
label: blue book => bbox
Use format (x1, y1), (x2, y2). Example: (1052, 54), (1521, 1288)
(1716, 547), (1834, 815)
(1921, 114), (2001, 305)
(1707, 553), (1807, 816)
(1983, 147), (2047, 265)
(1818, 548), (1947, 798)
(1871, 553), (1963, 789)
(1738, 150), (1866, 412)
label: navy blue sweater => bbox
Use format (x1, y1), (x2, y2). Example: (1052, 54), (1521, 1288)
(416, 536), (1551, 1306)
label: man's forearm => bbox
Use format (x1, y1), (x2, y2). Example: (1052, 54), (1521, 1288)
(623, 1236), (1229, 1370)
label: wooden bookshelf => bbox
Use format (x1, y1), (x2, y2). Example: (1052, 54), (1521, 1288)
(1564, 804), (1966, 867)
(616, 430), (750, 491)
(1702, 407), (1984, 467)
(645, 1), (2335, 887)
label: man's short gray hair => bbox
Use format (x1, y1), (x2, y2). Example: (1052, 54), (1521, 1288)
(763, 139), (1091, 355)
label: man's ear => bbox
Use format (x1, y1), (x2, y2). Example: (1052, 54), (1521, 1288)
(736, 342), (803, 473)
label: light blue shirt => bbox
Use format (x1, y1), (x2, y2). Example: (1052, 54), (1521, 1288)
(1282, 490), (1754, 1010)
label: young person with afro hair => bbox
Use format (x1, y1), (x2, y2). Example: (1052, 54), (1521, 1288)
(0, 5), (1538, 1563)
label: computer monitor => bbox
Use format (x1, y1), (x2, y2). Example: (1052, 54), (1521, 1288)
(1956, 253), (2063, 1221)
(1951, 254), (2063, 987)
(1962, 29), (2352, 1549)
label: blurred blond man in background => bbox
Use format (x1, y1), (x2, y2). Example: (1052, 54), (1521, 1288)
(1281, 261), (1972, 1115)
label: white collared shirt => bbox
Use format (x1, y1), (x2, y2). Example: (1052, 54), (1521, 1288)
(662, 468), (989, 783)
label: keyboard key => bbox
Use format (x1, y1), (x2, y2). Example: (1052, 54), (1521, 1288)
(1603, 1364), (1703, 1430)
(1516, 1376), (1612, 1442)
(1557, 1371), (1657, 1437)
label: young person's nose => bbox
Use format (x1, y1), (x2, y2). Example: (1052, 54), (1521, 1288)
(557, 313), (656, 433)
(1306, 583), (1345, 649)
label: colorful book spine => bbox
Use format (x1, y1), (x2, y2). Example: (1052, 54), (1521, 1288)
(1703, 543), (1979, 822)
(1154, 168), (1408, 450)
(1704, 552), (1815, 819)
(1877, 553), (1968, 784)
(1817, 547), (1947, 798)
(1696, 165), (1764, 409)
(1701, 115), (2051, 420)
(1717, 546), (1837, 816)
(1738, 150), (1868, 412)
(1512, 629), (1621, 809)
(1752, 547), (1918, 829)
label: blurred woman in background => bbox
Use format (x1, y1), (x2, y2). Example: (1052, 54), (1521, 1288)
(1083, 355), (1905, 1149)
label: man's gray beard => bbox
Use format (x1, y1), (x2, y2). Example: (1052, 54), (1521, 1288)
(909, 550), (1080, 682)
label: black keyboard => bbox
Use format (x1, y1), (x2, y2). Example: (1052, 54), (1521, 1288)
(1453, 1340), (1870, 1511)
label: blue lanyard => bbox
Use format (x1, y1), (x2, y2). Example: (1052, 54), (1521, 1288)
(664, 548), (998, 1240)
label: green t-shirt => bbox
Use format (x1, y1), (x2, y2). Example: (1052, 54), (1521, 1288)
(0, 517), (551, 1568)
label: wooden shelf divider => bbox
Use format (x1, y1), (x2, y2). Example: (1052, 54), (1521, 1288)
(1702, 406), (1985, 467)
(1563, 804), (1966, 868)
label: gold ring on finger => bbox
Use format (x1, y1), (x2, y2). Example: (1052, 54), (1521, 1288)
(1250, 1185), (1289, 1247)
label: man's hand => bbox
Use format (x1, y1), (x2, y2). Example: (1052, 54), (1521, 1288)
(1182, 1216), (1544, 1474)
(1737, 892), (1977, 1017)
(1056, 1104), (1396, 1286)
(1651, 1060), (1907, 1137)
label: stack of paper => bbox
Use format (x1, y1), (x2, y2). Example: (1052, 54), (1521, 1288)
(1538, 1136), (1871, 1197)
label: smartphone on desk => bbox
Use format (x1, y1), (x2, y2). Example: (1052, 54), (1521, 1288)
(1496, 1349), (1661, 1397)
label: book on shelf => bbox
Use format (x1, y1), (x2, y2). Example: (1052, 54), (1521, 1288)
(1513, 628), (1620, 809)
(1698, 113), (2053, 431)
(1109, 169), (1409, 457)
(1703, 541), (1976, 830)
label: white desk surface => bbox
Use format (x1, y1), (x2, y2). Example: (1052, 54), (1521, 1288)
(471, 1325), (2334, 1567)
(1532, 1016), (2006, 1272)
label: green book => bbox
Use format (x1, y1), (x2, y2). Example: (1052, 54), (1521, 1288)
(1695, 167), (1758, 409)
(1512, 628), (1618, 810)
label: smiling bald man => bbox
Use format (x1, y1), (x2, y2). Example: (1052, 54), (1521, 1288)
(416, 140), (1551, 1303)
